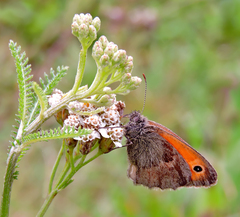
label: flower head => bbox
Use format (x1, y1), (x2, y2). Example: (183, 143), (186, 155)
(72, 13), (101, 47)
(60, 98), (125, 153)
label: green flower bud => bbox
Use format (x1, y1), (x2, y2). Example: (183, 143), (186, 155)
(84, 13), (93, 26)
(128, 76), (142, 90)
(122, 73), (131, 83)
(103, 87), (112, 93)
(99, 54), (110, 67)
(127, 56), (133, 64)
(93, 41), (102, 52)
(88, 25), (97, 40)
(73, 14), (82, 25)
(79, 23), (89, 39)
(124, 60), (133, 73)
(99, 36), (109, 50)
(99, 137), (115, 153)
(98, 94), (110, 104)
(92, 46), (104, 61)
(71, 21), (80, 37)
(104, 42), (117, 58)
(97, 94), (116, 106)
(92, 17), (101, 32)
(112, 50), (127, 64)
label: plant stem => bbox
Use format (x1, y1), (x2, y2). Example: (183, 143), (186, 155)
(37, 150), (102, 217)
(48, 143), (64, 193)
(79, 150), (102, 168)
(71, 46), (88, 94)
(68, 148), (75, 171)
(0, 148), (21, 217)
(36, 189), (58, 217)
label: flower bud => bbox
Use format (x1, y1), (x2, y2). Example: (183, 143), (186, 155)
(128, 76), (142, 90)
(84, 13), (93, 26)
(124, 61), (133, 73)
(79, 13), (85, 20)
(99, 54), (110, 67)
(127, 56), (133, 63)
(93, 41), (102, 50)
(71, 22), (80, 37)
(92, 17), (101, 31)
(88, 25), (97, 40)
(99, 36), (109, 49)
(66, 138), (78, 148)
(104, 42), (117, 58)
(79, 23), (89, 39)
(99, 137), (115, 153)
(122, 73), (131, 83)
(92, 48), (104, 61)
(79, 140), (95, 155)
(54, 109), (69, 126)
(113, 49), (127, 64)
(73, 14), (82, 25)
(103, 87), (112, 93)
(97, 94), (110, 104)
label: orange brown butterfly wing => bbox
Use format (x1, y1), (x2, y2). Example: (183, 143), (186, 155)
(148, 120), (218, 187)
(125, 111), (217, 190)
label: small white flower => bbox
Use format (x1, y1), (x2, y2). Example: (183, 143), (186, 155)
(98, 128), (109, 138)
(83, 114), (102, 129)
(108, 127), (123, 141)
(101, 109), (120, 126)
(74, 130), (100, 142)
(48, 89), (63, 107)
(64, 115), (85, 131)
(98, 127), (123, 147)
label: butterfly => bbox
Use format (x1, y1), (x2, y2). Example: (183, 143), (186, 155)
(124, 111), (217, 190)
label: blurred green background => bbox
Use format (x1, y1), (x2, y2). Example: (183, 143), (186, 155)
(0, 0), (240, 216)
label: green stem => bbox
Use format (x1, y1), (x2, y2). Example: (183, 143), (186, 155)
(0, 148), (21, 217)
(80, 150), (102, 168)
(82, 67), (113, 97)
(68, 148), (75, 171)
(57, 150), (102, 190)
(71, 46), (88, 94)
(48, 143), (64, 194)
(54, 151), (83, 188)
(36, 189), (58, 217)
(55, 162), (70, 188)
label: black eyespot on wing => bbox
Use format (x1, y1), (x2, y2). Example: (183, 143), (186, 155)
(193, 165), (203, 172)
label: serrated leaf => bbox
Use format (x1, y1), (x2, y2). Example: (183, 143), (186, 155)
(22, 127), (92, 146)
(27, 66), (68, 125)
(32, 82), (48, 118)
(9, 40), (34, 133)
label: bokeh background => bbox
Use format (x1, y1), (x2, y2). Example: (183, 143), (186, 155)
(0, 0), (240, 216)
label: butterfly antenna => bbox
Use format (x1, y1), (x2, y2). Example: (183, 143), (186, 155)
(141, 73), (147, 114)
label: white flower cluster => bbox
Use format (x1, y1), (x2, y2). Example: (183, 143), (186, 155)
(65, 98), (125, 148)
(47, 89), (125, 150)
(48, 89), (63, 107)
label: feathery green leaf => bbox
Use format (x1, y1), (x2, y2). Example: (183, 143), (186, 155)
(27, 66), (68, 125)
(9, 40), (33, 132)
(22, 127), (92, 146)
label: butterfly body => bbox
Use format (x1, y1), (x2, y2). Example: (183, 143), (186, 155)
(124, 111), (217, 190)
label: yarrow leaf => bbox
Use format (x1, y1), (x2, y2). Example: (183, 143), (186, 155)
(28, 66), (68, 125)
(22, 126), (92, 146)
(9, 40), (34, 143)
